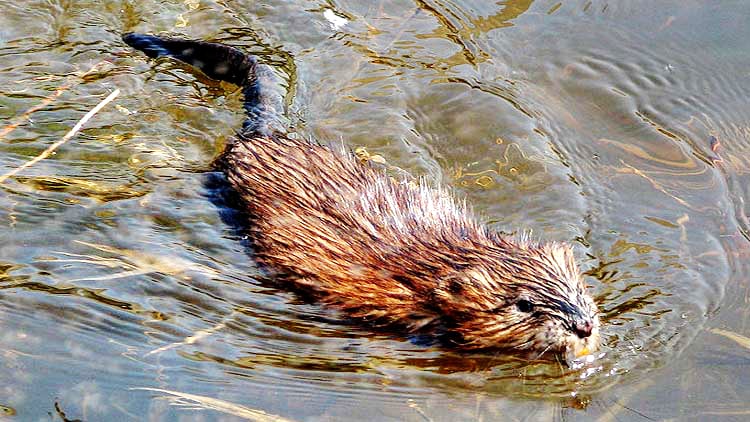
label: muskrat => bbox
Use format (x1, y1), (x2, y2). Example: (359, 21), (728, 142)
(123, 33), (600, 363)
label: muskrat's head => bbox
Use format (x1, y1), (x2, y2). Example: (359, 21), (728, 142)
(433, 240), (600, 364)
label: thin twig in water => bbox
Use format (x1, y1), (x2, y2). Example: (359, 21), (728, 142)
(132, 387), (294, 422)
(145, 311), (239, 356)
(0, 89), (120, 185)
(709, 328), (750, 350)
(0, 87), (68, 139)
(407, 399), (434, 422)
(617, 160), (691, 208)
(595, 378), (656, 422)
(0, 60), (110, 141)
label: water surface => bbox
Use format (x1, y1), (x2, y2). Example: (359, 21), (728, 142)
(1, 0), (750, 420)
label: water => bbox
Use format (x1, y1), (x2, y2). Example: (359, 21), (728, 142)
(1, 1), (749, 420)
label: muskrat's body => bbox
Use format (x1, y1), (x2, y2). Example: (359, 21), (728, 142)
(123, 33), (600, 362)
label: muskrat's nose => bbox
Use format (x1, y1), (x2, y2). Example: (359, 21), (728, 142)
(573, 319), (594, 339)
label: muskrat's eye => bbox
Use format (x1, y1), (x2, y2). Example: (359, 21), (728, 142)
(516, 299), (534, 313)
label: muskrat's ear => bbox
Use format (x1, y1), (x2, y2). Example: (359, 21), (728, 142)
(432, 276), (459, 301)
(445, 277), (465, 294)
(433, 274), (469, 303)
(430, 276), (473, 320)
(432, 273), (490, 311)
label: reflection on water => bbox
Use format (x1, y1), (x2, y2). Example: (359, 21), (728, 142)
(1, 0), (750, 420)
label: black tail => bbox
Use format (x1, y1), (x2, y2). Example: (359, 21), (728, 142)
(122, 33), (285, 137)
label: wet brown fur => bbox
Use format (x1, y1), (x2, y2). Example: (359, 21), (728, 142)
(219, 134), (600, 358)
(125, 33), (600, 361)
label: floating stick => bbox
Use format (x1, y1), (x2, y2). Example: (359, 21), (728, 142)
(0, 88), (120, 184)
(0, 60), (109, 140)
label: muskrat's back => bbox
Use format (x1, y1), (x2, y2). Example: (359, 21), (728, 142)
(224, 134), (479, 321)
(124, 33), (601, 363)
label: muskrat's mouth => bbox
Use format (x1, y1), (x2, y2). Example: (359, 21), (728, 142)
(515, 325), (601, 366)
(438, 322), (601, 366)
(562, 334), (602, 366)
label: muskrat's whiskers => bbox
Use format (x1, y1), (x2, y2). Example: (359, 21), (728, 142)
(512, 339), (534, 350)
(534, 343), (554, 361)
(475, 348), (505, 375)
(554, 354), (565, 374)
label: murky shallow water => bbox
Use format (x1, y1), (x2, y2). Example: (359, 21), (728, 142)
(1, 0), (750, 420)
